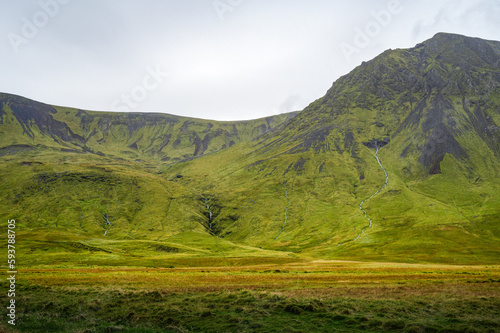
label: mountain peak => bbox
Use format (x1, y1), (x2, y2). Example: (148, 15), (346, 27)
(420, 32), (500, 68)
(268, 33), (500, 178)
(0, 33), (499, 265)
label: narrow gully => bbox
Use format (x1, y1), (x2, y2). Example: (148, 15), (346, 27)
(205, 199), (213, 231)
(339, 145), (388, 245)
(274, 181), (290, 240)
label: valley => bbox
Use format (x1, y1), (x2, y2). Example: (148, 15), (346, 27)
(1, 32), (499, 332)
(1, 260), (498, 332)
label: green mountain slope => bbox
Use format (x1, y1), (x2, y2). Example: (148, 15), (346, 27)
(0, 92), (298, 162)
(1, 33), (499, 265)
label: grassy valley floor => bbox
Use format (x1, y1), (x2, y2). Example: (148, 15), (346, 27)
(1, 260), (499, 332)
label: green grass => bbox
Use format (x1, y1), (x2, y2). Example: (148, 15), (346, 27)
(7, 288), (499, 332)
(1, 34), (500, 264)
(1, 262), (499, 332)
(1, 33), (500, 332)
(1, 137), (498, 265)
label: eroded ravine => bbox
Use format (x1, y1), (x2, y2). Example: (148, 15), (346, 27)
(339, 145), (388, 245)
(274, 181), (290, 240)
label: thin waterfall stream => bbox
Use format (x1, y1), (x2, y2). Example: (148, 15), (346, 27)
(339, 145), (388, 245)
(274, 181), (290, 240)
(205, 199), (213, 231)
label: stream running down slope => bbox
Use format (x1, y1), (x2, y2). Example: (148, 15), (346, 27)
(339, 145), (388, 245)
(274, 181), (290, 240)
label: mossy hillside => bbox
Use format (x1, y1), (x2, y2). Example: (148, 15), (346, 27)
(0, 92), (298, 163)
(1, 33), (499, 265)
(3, 128), (496, 265)
(0, 157), (198, 238)
(1, 118), (498, 264)
(171, 33), (500, 261)
(170, 136), (499, 263)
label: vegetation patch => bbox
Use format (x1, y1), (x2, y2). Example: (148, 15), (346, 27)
(2, 265), (499, 333)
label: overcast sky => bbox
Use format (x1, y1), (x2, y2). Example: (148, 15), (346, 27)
(1, 0), (499, 120)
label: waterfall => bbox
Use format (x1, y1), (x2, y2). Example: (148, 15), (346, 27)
(339, 145), (388, 246)
(205, 200), (213, 230)
(274, 181), (290, 240)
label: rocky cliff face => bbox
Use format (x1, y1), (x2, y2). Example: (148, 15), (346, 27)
(0, 93), (298, 162)
(2, 34), (498, 172)
(0, 33), (499, 263)
(251, 33), (500, 178)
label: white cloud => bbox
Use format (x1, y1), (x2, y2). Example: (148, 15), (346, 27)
(0, 0), (499, 120)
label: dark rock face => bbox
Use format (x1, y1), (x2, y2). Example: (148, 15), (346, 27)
(417, 93), (467, 169)
(0, 92), (299, 162)
(427, 33), (500, 68)
(293, 157), (308, 172)
(0, 144), (34, 157)
(288, 124), (335, 153)
(363, 138), (390, 149)
(429, 154), (444, 175)
(418, 122), (466, 169)
(462, 97), (500, 158)
(0, 106), (6, 124)
(2, 33), (500, 180)
(268, 34), (500, 177)
(76, 110), (95, 130)
(1, 94), (85, 145)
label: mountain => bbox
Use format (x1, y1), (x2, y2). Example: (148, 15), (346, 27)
(254, 32), (500, 175)
(1, 33), (499, 266)
(0, 92), (298, 162)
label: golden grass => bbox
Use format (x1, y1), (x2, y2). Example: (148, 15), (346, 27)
(5, 259), (499, 333)
(21, 260), (500, 298)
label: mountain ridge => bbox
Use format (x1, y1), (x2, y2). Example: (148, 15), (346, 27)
(1, 32), (499, 265)
(248, 32), (500, 177)
(0, 91), (299, 162)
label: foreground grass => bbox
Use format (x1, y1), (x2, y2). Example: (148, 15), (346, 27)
(1, 261), (499, 332)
